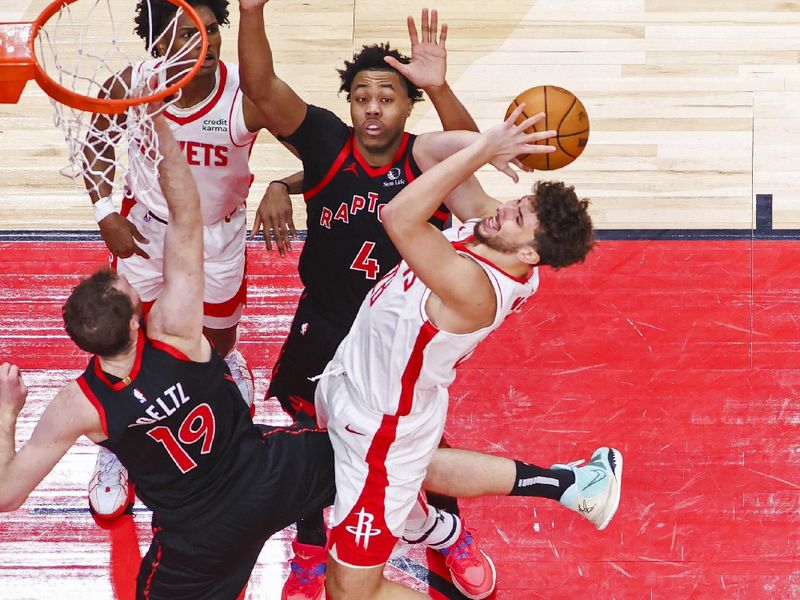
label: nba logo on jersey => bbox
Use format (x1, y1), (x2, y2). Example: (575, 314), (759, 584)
(383, 167), (406, 188)
(133, 388), (148, 404)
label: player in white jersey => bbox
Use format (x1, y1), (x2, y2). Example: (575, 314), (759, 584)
(81, 0), (280, 519)
(316, 107), (621, 599)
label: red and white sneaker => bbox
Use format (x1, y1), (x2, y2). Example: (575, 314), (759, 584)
(439, 527), (496, 600)
(281, 539), (327, 600)
(88, 447), (134, 519)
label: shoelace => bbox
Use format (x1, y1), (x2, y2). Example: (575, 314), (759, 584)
(443, 532), (481, 570)
(96, 455), (124, 486)
(287, 560), (325, 592)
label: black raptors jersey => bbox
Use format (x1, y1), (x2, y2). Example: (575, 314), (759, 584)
(77, 331), (264, 529)
(281, 105), (450, 328)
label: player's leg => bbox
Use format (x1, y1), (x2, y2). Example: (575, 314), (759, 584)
(135, 518), (263, 600)
(317, 372), (462, 599)
(426, 446), (624, 531)
(269, 298), (345, 599)
(424, 435), (460, 515)
(401, 498), (496, 600)
(267, 293), (337, 426)
(326, 560), (428, 600)
(202, 207), (254, 409)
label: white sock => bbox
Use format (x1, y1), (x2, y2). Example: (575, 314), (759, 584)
(402, 500), (462, 550)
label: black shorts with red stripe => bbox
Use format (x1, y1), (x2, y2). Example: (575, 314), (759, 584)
(267, 293), (348, 427)
(135, 424), (335, 600)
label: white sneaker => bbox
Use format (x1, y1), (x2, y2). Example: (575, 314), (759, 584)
(225, 349), (255, 409)
(88, 446), (134, 519)
(552, 447), (623, 531)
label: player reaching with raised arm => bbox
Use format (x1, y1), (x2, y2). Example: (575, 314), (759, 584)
(81, 0), (289, 520)
(237, 3), (491, 596)
(314, 107), (623, 599)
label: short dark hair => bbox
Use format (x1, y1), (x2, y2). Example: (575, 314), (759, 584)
(531, 181), (595, 269)
(338, 43), (424, 105)
(63, 269), (135, 356)
(134, 0), (230, 46)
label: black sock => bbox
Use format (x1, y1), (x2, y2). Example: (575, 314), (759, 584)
(296, 511), (326, 547)
(509, 460), (576, 501)
(425, 490), (460, 516)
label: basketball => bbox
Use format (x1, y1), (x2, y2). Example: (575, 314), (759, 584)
(505, 85), (590, 170)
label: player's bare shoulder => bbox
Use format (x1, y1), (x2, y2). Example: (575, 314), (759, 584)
(26, 380), (108, 446)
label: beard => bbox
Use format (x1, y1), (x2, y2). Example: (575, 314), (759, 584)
(473, 218), (520, 254)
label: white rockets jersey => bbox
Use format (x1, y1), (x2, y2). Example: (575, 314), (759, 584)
(326, 220), (539, 417)
(125, 61), (257, 225)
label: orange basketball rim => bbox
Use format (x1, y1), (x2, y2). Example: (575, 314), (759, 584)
(0, 0), (208, 114)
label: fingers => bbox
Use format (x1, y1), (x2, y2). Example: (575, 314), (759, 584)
(439, 22), (448, 47)
(406, 15), (419, 45)
(499, 164), (520, 183)
(132, 244), (151, 259)
(429, 9), (437, 43)
(130, 225), (150, 245)
(518, 111), (546, 132)
(512, 158), (534, 173)
(383, 55), (409, 77)
(420, 8), (430, 42)
(524, 143), (556, 154)
(263, 222), (273, 252)
(0, 363), (26, 395)
(506, 103), (528, 125)
(276, 221), (291, 257)
(250, 211), (263, 241)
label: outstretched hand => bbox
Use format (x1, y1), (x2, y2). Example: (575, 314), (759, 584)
(483, 105), (556, 182)
(251, 182), (296, 256)
(99, 213), (151, 259)
(0, 363), (27, 419)
(239, 0), (270, 10)
(384, 8), (448, 89)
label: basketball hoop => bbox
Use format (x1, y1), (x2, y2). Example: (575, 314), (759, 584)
(0, 0), (208, 114)
(0, 0), (209, 200)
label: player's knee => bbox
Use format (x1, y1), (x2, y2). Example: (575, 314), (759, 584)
(325, 560), (381, 600)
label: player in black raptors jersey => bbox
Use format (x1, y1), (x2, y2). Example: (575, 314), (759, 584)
(237, 3), (493, 597)
(0, 115), (336, 599)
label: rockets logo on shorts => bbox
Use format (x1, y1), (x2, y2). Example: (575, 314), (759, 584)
(345, 507), (382, 549)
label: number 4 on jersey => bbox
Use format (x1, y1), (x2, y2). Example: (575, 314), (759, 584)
(350, 241), (379, 280)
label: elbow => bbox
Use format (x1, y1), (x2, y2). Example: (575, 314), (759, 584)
(380, 203), (400, 235)
(241, 76), (277, 108)
(0, 492), (24, 512)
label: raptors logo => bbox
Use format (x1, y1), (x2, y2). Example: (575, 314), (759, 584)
(345, 507), (382, 549)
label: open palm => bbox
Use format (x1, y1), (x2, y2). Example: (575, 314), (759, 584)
(385, 9), (448, 89)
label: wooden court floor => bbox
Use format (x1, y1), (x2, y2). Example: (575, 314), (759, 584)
(1, 1), (800, 599)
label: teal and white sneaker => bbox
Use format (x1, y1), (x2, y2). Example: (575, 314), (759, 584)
(552, 447), (623, 531)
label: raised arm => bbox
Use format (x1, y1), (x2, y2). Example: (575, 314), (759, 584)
(0, 367), (100, 512)
(83, 69), (152, 260)
(413, 129), (500, 222)
(381, 109), (552, 327)
(145, 114), (207, 358)
(385, 9), (477, 133)
(238, 0), (307, 137)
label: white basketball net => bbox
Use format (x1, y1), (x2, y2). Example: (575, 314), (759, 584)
(34, 0), (203, 199)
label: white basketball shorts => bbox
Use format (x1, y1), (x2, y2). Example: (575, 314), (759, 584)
(315, 371), (447, 568)
(114, 196), (247, 330)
